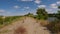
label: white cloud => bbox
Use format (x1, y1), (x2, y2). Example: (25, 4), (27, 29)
(38, 5), (46, 8)
(46, 8), (58, 14)
(0, 10), (5, 13)
(46, 9), (52, 12)
(57, 1), (60, 4)
(13, 5), (20, 9)
(50, 3), (57, 9)
(21, 0), (33, 1)
(34, 0), (41, 4)
(46, 9), (53, 13)
(24, 7), (30, 9)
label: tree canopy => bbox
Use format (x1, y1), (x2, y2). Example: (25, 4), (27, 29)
(36, 8), (48, 20)
(57, 6), (60, 19)
(58, 6), (60, 9)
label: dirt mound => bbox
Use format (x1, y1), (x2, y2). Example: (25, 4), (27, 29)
(14, 26), (27, 34)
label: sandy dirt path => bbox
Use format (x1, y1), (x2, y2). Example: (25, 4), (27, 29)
(0, 17), (51, 34)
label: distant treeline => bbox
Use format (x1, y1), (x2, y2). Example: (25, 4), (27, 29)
(48, 14), (59, 17)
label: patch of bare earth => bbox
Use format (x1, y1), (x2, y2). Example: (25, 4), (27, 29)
(0, 17), (51, 34)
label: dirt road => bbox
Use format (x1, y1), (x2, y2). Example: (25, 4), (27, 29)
(0, 17), (51, 34)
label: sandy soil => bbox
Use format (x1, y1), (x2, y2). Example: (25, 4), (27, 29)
(0, 17), (51, 34)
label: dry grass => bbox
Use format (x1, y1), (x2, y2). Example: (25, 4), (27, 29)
(38, 20), (49, 26)
(0, 30), (10, 34)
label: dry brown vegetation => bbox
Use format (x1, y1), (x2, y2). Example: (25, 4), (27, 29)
(36, 20), (49, 26)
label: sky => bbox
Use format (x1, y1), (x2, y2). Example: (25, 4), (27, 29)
(0, 0), (60, 16)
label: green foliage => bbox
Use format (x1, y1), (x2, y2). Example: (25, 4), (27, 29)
(0, 16), (3, 24)
(58, 6), (60, 9)
(56, 6), (60, 20)
(0, 16), (21, 26)
(48, 13), (56, 17)
(24, 13), (34, 17)
(57, 11), (60, 19)
(36, 8), (48, 20)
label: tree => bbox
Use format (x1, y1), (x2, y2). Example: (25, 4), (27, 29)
(46, 6), (60, 34)
(0, 16), (3, 24)
(36, 8), (48, 20)
(58, 6), (60, 9)
(57, 6), (60, 20)
(25, 13), (33, 17)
